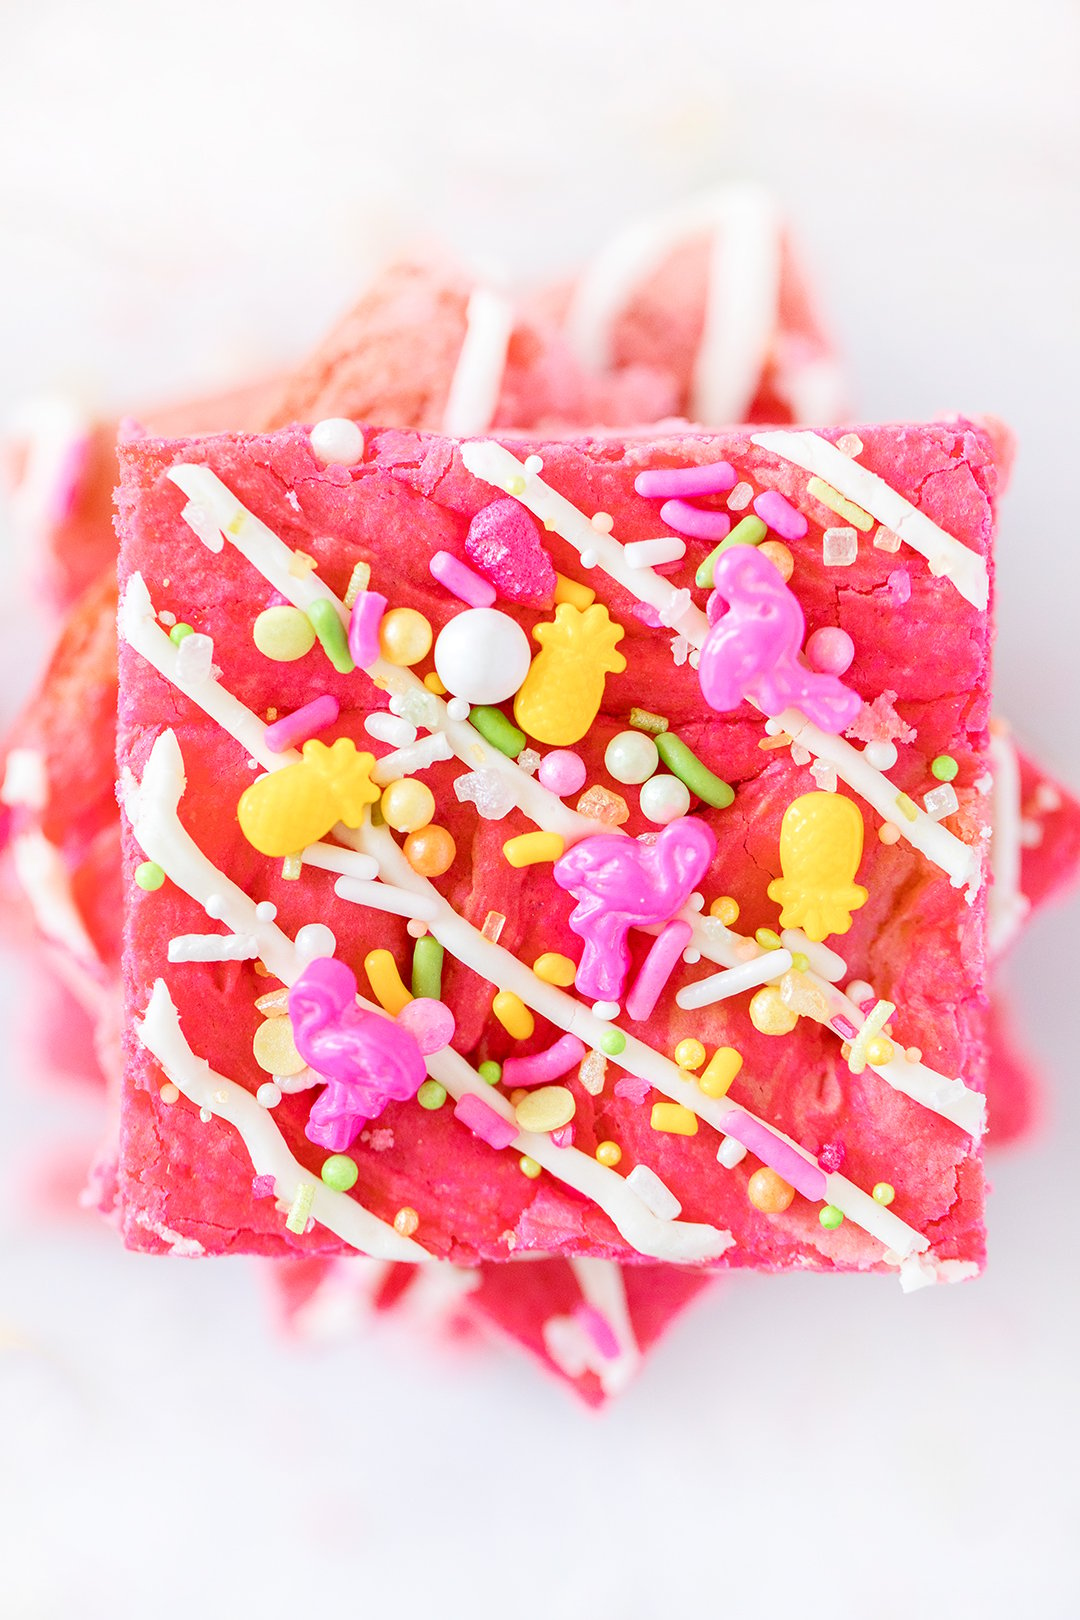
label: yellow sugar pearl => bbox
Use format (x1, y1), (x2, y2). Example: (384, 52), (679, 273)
(878, 821), (902, 845)
(553, 572), (595, 610)
(393, 1206), (420, 1237)
(379, 607), (433, 666)
(758, 540), (794, 581)
(519, 1155), (542, 1179)
(533, 952), (577, 987)
(159, 1082), (180, 1105)
(749, 986), (799, 1036)
(252, 1016), (307, 1076)
(503, 831), (565, 868)
(493, 990), (534, 1040)
(252, 604), (316, 662)
(674, 1038), (707, 1071)
(514, 1085), (576, 1134)
(595, 1141), (622, 1167)
(381, 777), (436, 833)
(747, 1167), (795, 1213)
(403, 825), (456, 876)
(423, 670), (448, 695)
(865, 1036), (895, 1066)
(364, 949), (413, 1015)
(698, 1046), (743, 1099)
(710, 895), (740, 926)
(650, 1102), (699, 1136)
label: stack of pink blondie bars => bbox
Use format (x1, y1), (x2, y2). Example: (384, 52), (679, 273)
(3, 191), (1077, 1401)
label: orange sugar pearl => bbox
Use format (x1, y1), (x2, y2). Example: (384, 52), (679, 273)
(379, 607), (433, 666)
(595, 1141), (622, 1167)
(393, 1207), (420, 1237)
(878, 821), (902, 845)
(905, 1046), (922, 1063)
(710, 895), (740, 926)
(381, 777), (436, 833)
(758, 540), (794, 581)
(747, 1167), (795, 1213)
(423, 670), (448, 695)
(403, 825), (456, 877)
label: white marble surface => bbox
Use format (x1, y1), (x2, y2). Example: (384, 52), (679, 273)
(1, 2), (1078, 1616)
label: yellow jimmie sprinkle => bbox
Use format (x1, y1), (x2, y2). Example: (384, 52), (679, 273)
(492, 990), (534, 1040)
(364, 949), (413, 1015)
(553, 572), (595, 610)
(503, 831), (565, 868)
(807, 476), (873, 532)
(285, 1182), (315, 1235)
(895, 792), (919, 823)
(650, 1102), (699, 1137)
(533, 952), (577, 987)
(698, 1046), (743, 1099)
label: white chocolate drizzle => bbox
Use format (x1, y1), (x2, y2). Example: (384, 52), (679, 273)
(442, 286), (515, 437)
(123, 722), (731, 1265)
(751, 428), (990, 611)
(137, 979), (429, 1262)
(564, 185), (783, 425)
(988, 724), (1029, 959)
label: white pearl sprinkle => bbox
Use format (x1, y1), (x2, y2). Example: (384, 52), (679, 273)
(255, 901), (277, 922)
(257, 1082), (282, 1109)
(310, 418), (364, 467)
(295, 923), (336, 961)
(446, 696), (471, 722)
(580, 550), (598, 569)
(592, 1000), (621, 1021)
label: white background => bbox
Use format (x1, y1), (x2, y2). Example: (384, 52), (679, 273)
(1, 3), (1078, 1616)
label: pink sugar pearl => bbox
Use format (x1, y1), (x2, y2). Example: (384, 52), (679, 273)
(538, 750), (587, 797)
(805, 626), (854, 676)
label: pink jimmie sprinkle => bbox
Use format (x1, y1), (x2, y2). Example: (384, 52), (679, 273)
(718, 1110), (827, 1203)
(614, 1076), (651, 1104)
(251, 1174), (276, 1199)
(348, 589), (387, 669)
(625, 920), (693, 1022)
(659, 500), (732, 542)
(831, 1014), (859, 1040)
(635, 461), (737, 499)
(502, 1034), (587, 1090)
(753, 489), (809, 541)
(453, 1092), (517, 1150)
(264, 694), (340, 754)
(429, 550), (497, 609)
(631, 601), (664, 628)
(572, 1302), (620, 1360)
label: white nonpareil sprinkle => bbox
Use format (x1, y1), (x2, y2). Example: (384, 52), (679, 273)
(516, 749), (541, 776)
(454, 769), (516, 820)
(624, 537), (686, 569)
(924, 782), (960, 822)
(256, 1082), (282, 1109)
(823, 526), (859, 566)
(717, 1137), (748, 1169)
(864, 740), (898, 771)
(390, 688), (442, 731)
(836, 433), (864, 457)
(310, 418), (364, 467)
(658, 587), (693, 629)
(626, 1163), (683, 1221)
(364, 712), (417, 748)
(167, 932), (258, 963)
(809, 758), (838, 793)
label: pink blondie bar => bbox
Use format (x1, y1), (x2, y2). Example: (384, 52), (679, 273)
(115, 416), (996, 1283)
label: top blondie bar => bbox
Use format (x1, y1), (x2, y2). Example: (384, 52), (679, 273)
(115, 415), (996, 1285)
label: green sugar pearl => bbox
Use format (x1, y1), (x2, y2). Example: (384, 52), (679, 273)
(654, 731), (734, 809)
(417, 1080), (448, 1111)
(931, 754), (958, 782)
(134, 861), (165, 891)
(306, 598), (355, 674)
(321, 1154), (359, 1192)
(818, 1204), (845, 1230)
(478, 1061), (502, 1085)
(411, 935), (444, 1001)
(600, 1030), (626, 1056)
(470, 706), (526, 759)
(168, 623), (194, 644)
(755, 927), (783, 951)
